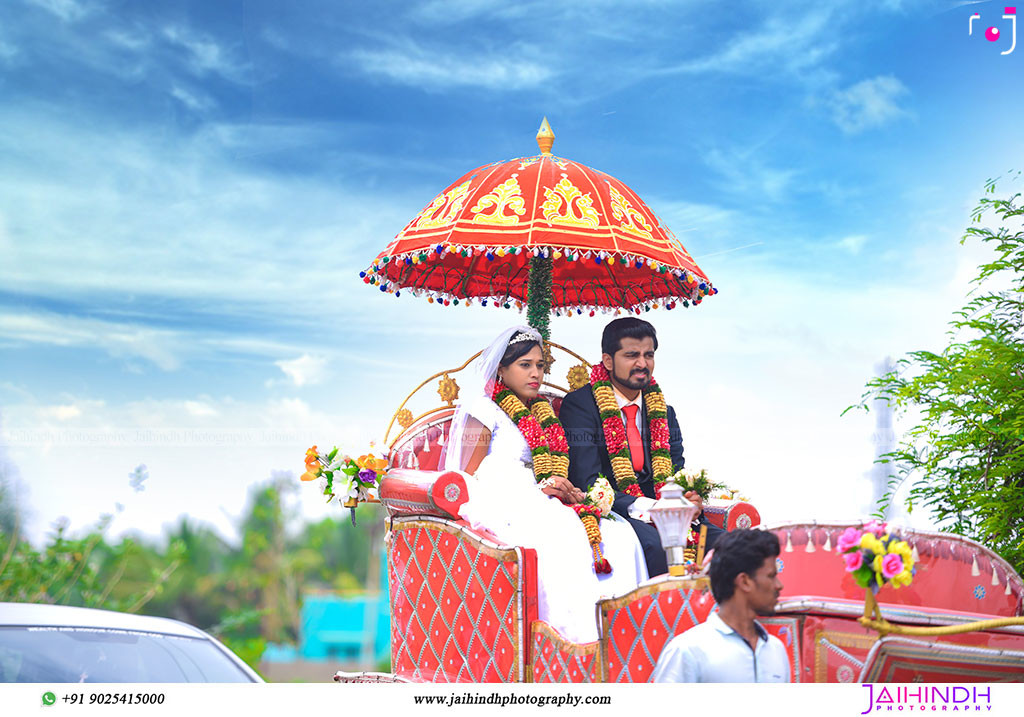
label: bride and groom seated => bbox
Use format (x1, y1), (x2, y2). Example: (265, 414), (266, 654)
(443, 318), (724, 644)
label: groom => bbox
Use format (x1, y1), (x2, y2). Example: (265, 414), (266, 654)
(560, 317), (724, 577)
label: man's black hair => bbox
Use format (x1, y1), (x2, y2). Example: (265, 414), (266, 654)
(708, 529), (781, 603)
(601, 317), (658, 356)
(499, 339), (542, 368)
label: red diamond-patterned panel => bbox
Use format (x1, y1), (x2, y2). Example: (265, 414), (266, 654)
(388, 517), (537, 682)
(601, 579), (716, 683)
(530, 622), (600, 683)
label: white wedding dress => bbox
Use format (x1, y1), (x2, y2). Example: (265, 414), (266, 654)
(453, 394), (649, 644)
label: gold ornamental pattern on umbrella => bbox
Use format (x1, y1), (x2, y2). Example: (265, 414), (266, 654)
(361, 121), (717, 314)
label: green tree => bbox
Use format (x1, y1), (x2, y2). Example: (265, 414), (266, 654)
(291, 504), (383, 593)
(0, 420), (22, 537)
(0, 514), (181, 613)
(850, 175), (1024, 573)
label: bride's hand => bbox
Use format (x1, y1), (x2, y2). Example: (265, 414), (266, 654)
(542, 476), (585, 504)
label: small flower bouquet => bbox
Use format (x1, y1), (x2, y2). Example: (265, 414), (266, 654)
(838, 520), (915, 593)
(663, 467), (727, 501)
(301, 445), (388, 522)
(572, 476), (615, 574)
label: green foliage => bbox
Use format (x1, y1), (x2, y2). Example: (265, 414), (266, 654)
(0, 515), (181, 613)
(0, 458), (19, 538)
(208, 609), (267, 677)
(850, 175), (1024, 573)
(667, 468), (728, 501)
(527, 254), (552, 341)
(291, 504), (382, 590)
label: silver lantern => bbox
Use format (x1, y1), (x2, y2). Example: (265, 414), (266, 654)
(649, 483), (700, 576)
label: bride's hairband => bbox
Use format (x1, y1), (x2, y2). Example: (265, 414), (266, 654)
(508, 331), (540, 346)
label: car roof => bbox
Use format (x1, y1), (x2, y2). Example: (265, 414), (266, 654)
(0, 602), (206, 639)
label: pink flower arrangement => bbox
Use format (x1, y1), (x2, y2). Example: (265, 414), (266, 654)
(837, 520), (915, 593)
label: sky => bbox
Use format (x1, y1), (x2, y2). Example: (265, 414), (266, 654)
(1, 0), (1022, 547)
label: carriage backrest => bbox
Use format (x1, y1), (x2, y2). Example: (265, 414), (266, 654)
(767, 522), (1024, 617)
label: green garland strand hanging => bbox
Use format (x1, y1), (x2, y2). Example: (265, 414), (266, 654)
(526, 254), (552, 342)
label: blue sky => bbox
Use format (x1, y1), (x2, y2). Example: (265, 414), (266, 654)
(1, 0), (1022, 544)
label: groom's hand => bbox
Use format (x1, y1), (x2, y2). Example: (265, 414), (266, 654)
(684, 490), (704, 514)
(543, 476), (585, 504)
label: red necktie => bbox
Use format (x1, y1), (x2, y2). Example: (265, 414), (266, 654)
(621, 404), (644, 472)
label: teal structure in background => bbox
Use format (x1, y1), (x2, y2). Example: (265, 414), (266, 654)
(263, 550), (389, 665)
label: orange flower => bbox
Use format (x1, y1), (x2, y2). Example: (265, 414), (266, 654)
(357, 454), (388, 475)
(300, 468), (320, 482)
(304, 445), (321, 469)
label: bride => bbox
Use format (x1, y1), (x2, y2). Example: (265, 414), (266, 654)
(443, 325), (648, 644)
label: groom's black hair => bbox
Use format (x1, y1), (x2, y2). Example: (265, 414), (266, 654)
(500, 338), (542, 367)
(601, 317), (658, 356)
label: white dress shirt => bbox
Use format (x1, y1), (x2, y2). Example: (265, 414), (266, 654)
(651, 612), (791, 683)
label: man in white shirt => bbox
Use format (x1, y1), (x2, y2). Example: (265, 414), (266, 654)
(652, 529), (790, 682)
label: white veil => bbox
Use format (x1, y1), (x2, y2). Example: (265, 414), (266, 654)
(442, 324), (543, 472)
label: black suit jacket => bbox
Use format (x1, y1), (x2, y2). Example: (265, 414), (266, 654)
(559, 385), (685, 520)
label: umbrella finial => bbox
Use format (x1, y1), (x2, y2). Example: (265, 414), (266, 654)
(536, 117), (555, 156)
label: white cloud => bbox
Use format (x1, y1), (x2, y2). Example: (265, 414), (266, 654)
(645, 199), (736, 243)
(828, 75), (911, 135)
(170, 84), (214, 112)
(349, 43), (553, 90)
(184, 400), (218, 417)
(658, 10), (838, 79)
(42, 404), (81, 420)
(162, 25), (250, 83)
(0, 35), (17, 63)
(275, 354), (328, 387)
(0, 312), (182, 371)
(0, 110), (413, 319)
(701, 147), (797, 203)
(25, 0), (89, 22)
(104, 28), (150, 52)
(836, 234), (869, 254)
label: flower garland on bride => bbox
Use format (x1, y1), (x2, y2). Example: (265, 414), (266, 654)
(492, 379), (615, 574)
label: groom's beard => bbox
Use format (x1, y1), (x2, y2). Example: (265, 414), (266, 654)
(613, 367), (651, 391)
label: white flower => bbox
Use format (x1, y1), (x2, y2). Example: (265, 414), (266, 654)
(345, 480), (360, 500)
(128, 464), (149, 492)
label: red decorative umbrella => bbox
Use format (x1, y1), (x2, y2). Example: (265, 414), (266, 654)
(361, 119), (717, 335)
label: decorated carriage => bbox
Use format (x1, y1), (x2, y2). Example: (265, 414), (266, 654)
(309, 121), (1024, 683)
